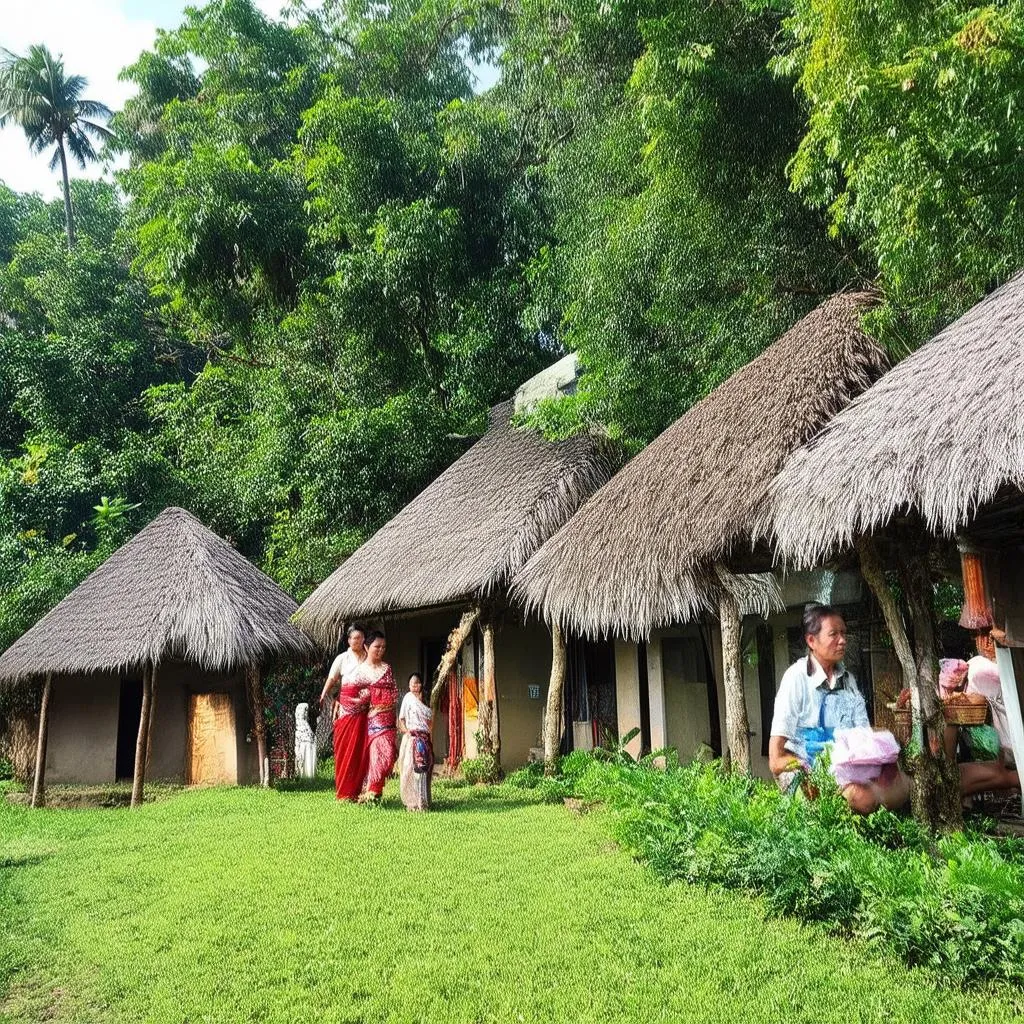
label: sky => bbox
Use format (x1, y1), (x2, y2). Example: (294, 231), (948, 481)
(0, 0), (497, 201)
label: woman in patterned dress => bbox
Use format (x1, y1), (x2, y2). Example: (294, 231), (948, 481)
(398, 672), (433, 811)
(358, 631), (399, 802)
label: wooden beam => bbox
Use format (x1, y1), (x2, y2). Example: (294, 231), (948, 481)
(248, 664), (269, 787)
(30, 674), (52, 809)
(479, 618), (501, 765)
(430, 607), (480, 714)
(717, 589), (751, 774)
(543, 623), (566, 775)
(131, 664), (153, 808)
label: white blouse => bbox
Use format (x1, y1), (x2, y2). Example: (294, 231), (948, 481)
(400, 692), (432, 732)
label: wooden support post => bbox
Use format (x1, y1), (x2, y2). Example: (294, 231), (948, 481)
(900, 550), (962, 832)
(131, 664), (153, 808)
(543, 623), (566, 775)
(478, 618), (501, 766)
(718, 589), (751, 775)
(430, 607), (480, 714)
(30, 674), (52, 809)
(248, 664), (269, 787)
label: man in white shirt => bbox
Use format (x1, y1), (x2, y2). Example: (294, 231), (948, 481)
(769, 603), (909, 814)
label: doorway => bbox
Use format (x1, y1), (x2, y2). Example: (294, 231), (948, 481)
(186, 692), (238, 785)
(115, 677), (144, 780)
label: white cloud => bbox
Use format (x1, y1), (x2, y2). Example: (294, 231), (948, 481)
(0, 0), (161, 199)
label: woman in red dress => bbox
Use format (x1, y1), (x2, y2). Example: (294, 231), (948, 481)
(360, 631), (399, 801)
(320, 626), (370, 801)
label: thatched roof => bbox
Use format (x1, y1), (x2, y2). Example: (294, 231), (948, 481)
(294, 402), (615, 646)
(765, 273), (1024, 566)
(511, 293), (888, 641)
(0, 507), (318, 684)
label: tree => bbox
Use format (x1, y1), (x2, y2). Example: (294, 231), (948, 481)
(779, 0), (1024, 349)
(0, 45), (114, 248)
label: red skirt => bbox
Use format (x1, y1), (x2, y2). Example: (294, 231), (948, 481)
(333, 712), (368, 801)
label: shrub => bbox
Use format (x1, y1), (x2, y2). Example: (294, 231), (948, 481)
(461, 756), (500, 785)
(557, 752), (1024, 987)
(504, 762), (544, 789)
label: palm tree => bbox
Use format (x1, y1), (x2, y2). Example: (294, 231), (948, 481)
(0, 45), (115, 247)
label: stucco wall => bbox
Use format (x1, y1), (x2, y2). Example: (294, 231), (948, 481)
(377, 609), (550, 769)
(46, 673), (120, 784)
(41, 663), (258, 786)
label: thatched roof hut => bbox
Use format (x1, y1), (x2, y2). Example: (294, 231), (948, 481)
(765, 273), (1024, 567)
(511, 293), (888, 642)
(294, 402), (615, 647)
(0, 506), (318, 684)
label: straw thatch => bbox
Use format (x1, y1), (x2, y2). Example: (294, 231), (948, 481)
(765, 273), (1024, 567)
(0, 507), (318, 684)
(511, 293), (888, 641)
(293, 402), (616, 646)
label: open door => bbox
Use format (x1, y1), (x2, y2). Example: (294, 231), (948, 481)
(116, 678), (144, 780)
(186, 692), (238, 785)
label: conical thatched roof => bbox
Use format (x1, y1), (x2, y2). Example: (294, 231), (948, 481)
(765, 273), (1024, 566)
(294, 402), (615, 646)
(511, 293), (888, 641)
(0, 507), (319, 683)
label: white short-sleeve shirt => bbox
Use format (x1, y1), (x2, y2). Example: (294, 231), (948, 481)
(770, 655), (870, 757)
(328, 649), (361, 683)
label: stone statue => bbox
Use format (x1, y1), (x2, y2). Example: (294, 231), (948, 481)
(295, 702), (317, 778)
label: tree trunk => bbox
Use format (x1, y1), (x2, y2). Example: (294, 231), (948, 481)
(430, 607), (480, 713)
(248, 664), (269, 787)
(57, 138), (76, 249)
(718, 589), (751, 774)
(857, 536), (961, 831)
(543, 623), (567, 775)
(30, 674), (52, 809)
(478, 619), (501, 767)
(900, 551), (963, 832)
(131, 664), (153, 808)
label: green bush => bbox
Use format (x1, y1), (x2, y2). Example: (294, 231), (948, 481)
(461, 756), (500, 785)
(504, 762), (544, 789)
(560, 753), (1024, 987)
(0, 757), (13, 781)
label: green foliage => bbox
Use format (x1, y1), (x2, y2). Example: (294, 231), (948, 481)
(461, 754), (501, 785)
(779, 0), (1024, 350)
(558, 754), (1024, 986)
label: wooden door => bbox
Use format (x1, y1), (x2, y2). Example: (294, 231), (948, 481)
(186, 692), (238, 785)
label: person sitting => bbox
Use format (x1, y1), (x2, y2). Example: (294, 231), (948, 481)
(768, 603), (910, 814)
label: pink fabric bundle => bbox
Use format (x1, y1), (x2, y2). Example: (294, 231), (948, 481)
(830, 727), (901, 787)
(966, 656), (1001, 700)
(939, 658), (969, 697)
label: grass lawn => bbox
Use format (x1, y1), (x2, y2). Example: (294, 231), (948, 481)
(1, 779), (1021, 1024)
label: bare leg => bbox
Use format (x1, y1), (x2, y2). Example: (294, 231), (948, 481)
(959, 760), (1020, 798)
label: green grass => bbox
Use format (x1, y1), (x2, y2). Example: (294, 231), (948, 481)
(1, 779), (1021, 1023)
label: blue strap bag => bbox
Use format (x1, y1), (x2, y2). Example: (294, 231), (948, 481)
(796, 691), (834, 767)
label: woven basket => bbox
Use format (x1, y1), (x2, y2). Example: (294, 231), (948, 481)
(942, 701), (988, 726)
(889, 705), (911, 746)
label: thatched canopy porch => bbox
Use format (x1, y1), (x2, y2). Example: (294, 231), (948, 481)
(763, 273), (1024, 823)
(294, 385), (617, 771)
(511, 292), (890, 771)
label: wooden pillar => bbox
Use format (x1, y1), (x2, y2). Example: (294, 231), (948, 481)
(543, 623), (567, 774)
(131, 664), (153, 808)
(431, 607), (480, 714)
(248, 664), (269, 787)
(479, 619), (500, 766)
(30, 674), (53, 809)
(645, 636), (668, 758)
(718, 590), (751, 775)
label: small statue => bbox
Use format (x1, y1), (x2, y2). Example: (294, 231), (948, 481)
(295, 702), (317, 778)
